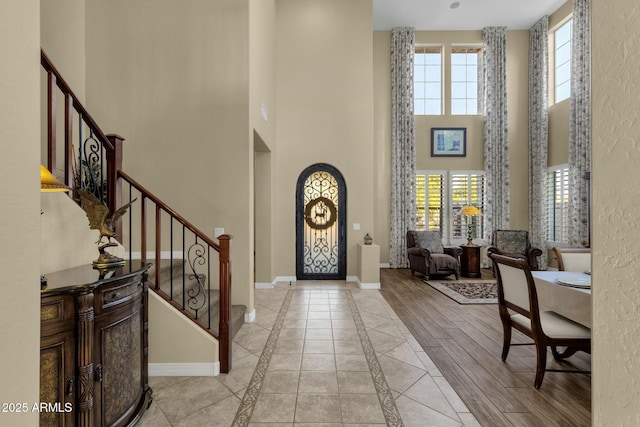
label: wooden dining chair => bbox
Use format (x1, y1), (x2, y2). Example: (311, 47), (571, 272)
(552, 247), (591, 272)
(489, 254), (591, 389)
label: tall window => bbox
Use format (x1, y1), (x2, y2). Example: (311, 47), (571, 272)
(414, 47), (442, 115)
(547, 165), (569, 243)
(415, 171), (485, 243)
(554, 19), (572, 103)
(451, 47), (481, 115)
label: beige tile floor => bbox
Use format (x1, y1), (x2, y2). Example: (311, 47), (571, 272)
(138, 281), (480, 426)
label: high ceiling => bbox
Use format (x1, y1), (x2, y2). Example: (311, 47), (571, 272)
(373, 0), (567, 31)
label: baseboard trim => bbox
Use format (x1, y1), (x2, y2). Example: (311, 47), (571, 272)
(354, 276), (381, 290)
(244, 309), (256, 323)
(379, 263), (390, 268)
(255, 282), (274, 289)
(346, 275), (358, 283)
(148, 362), (219, 377)
(273, 276), (297, 286)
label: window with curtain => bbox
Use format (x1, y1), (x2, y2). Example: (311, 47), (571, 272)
(414, 47), (443, 115)
(415, 171), (485, 243)
(451, 47), (482, 115)
(547, 165), (569, 243)
(553, 19), (572, 103)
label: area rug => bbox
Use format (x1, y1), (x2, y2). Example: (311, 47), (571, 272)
(423, 278), (498, 304)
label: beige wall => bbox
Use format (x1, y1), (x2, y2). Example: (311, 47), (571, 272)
(592, 0), (640, 423)
(148, 293), (218, 364)
(505, 30), (531, 230)
(275, 0), (374, 277)
(373, 31), (392, 264)
(41, 194), (125, 273)
(40, 0), (86, 102)
(84, 0), (254, 312)
(0, 1), (41, 426)
(548, 100), (570, 166)
(250, 0), (277, 285)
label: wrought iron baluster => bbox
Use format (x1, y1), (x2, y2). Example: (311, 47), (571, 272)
(186, 236), (207, 315)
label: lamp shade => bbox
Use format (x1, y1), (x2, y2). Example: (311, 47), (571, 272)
(40, 165), (70, 192)
(460, 205), (482, 216)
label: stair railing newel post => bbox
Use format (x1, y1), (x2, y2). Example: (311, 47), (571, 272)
(106, 134), (124, 243)
(218, 234), (233, 373)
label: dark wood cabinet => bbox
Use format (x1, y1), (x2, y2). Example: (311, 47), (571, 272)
(460, 245), (481, 278)
(40, 261), (152, 427)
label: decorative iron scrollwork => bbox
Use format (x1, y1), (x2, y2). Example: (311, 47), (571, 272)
(187, 242), (207, 313)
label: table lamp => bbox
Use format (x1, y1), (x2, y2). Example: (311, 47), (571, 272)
(460, 205), (482, 246)
(40, 165), (70, 192)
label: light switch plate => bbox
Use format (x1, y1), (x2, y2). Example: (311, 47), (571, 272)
(353, 223), (360, 230)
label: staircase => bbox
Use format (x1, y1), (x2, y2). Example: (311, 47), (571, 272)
(148, 259), (246, 338)
(40, 49), (243, 373)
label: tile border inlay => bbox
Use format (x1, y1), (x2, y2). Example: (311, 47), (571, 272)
(345, 290), (404, 427)
(232, 289), (294, 426)
(232, 288), (404, 426)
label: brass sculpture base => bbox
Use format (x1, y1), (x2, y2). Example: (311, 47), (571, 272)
(93, 242), (126, 268)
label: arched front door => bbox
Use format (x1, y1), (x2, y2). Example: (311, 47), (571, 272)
(296, 163), (346, 280)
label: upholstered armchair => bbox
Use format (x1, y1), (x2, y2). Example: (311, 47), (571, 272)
(486, 229), (542, 271)
(406, 230), (462, 280)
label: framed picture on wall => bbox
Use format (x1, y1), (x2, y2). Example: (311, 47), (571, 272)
(431, 128), (467, 157)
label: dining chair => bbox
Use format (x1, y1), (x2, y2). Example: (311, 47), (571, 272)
(552, 247), (591, 272)
(489, 254), (591, 389)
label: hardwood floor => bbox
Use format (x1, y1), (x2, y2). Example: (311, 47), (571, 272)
(379, 268), (591, 427)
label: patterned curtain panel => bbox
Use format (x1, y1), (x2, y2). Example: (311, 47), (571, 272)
(529, 16), (549, 269)
(568, 0), (591, 247)
(482, 27), (509, 240)
(390, 27), (416, 268)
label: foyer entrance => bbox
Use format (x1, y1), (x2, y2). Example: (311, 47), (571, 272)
(295, 163), (346, 280)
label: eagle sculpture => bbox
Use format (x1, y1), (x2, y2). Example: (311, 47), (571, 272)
(77, 188), (137, 267)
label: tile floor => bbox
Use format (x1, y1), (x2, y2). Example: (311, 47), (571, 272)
(138, 281), (480, 426)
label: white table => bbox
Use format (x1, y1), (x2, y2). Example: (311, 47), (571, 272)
(531, 271), (592, 329)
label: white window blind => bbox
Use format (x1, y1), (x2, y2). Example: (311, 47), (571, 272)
(450, 173), (485, 240)
(415, 171), (484, 243)
(547, 166), (569, 243)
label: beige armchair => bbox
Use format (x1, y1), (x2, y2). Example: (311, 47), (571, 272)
(487, 229), (542, 271)
(406, 230), (462, 280)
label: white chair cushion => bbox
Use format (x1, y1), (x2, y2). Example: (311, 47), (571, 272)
(511, 311), (591, 339)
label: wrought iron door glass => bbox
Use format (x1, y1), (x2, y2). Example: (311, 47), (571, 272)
(296, 164), (346, 280)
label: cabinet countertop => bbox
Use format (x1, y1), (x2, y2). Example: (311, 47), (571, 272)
(41, 260), (150, 295)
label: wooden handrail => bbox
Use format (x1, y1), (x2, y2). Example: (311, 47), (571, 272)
(42, 49), (234, 373)
(117, 170), (221, 252)
(41, 50), (115, 153)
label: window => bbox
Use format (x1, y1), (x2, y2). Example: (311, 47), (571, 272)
(415, 171), (485, 243)
(554, 19), (572, 103)
(414, 47), (442, 115)
(415, 173), (444, 233)
(451, 47), (481, 115)
(547, 165), (569, 243)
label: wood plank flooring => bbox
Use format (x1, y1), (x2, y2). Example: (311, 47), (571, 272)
(379, 268), (591, 427)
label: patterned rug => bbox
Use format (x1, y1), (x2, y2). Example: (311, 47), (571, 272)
(423, 278), (498, 304)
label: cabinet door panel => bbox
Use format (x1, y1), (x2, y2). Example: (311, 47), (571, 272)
(94, 299), (144, 427)
(40, 332), (75, 427)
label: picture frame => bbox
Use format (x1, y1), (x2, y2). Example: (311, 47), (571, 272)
(431, 127), (467, 157)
